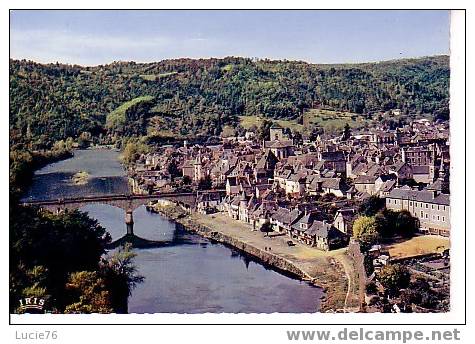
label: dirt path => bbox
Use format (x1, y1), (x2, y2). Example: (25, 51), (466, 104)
(335, 254), (353, 312)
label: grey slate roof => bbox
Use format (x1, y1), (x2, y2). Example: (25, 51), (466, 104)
(354, 175), (377, 184)
(387, 187), (449, 205)
(306, 221), (342, 239)
(321, 151), (346, 162)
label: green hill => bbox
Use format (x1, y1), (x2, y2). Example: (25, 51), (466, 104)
(9, 55), (449, 148)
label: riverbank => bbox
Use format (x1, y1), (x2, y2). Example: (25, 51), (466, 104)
(10, 147), (74, 195)
(148, 202), (361, 312)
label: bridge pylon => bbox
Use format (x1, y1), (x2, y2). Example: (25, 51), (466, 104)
(125, 209), (134, 235)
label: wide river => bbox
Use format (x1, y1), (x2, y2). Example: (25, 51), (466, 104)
(23, 148), (324, 313)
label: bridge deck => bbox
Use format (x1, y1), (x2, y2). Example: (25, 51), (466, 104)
(21, 190), (225, 206)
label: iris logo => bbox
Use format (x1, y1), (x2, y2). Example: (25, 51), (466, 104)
(18, 297), (46, 312)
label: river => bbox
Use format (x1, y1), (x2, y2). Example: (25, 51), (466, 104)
(24, 148), (324, 313)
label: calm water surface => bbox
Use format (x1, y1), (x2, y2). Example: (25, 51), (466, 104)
(22, 149), (129, 201)
(25, 149), (324, 313)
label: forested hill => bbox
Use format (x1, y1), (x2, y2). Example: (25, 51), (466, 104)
(10, 55), (449, 148)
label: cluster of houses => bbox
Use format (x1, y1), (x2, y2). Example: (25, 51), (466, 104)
(130, 118), (451, 250)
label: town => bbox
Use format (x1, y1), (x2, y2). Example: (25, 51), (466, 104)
(130, 115), (451, 313)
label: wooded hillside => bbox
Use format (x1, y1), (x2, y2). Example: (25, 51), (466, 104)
(10, 55), (449, 148)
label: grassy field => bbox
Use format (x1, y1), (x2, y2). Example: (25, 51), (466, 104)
(238, 115), (305, 133)
(238, 108), (372, 135)
(303, 109), (370, 133)
(383, 235), (450, 259)
(221, 64), (234, 72)
(139, 74), (157, 81)
(138, 71), (178, 81)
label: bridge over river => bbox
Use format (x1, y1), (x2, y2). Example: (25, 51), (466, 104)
(22, 190), (225, 237)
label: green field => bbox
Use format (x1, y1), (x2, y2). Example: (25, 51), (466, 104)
(238, 109), (371, 135)
(138, 72), (178, 81)
(238, 115), (304, 133)
(303, 109), (369, 133)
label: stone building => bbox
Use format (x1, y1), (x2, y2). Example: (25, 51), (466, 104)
(385, 186), (450, 236)
(401, 144), (437, 166)
(269, 123), (287, 141)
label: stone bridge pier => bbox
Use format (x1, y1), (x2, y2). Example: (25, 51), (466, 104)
(125, 209), (134, 235)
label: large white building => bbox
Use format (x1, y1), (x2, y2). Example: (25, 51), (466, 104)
(385, 186), (450, 236)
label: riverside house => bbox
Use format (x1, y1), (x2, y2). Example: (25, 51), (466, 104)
(289, 211), (347, 251)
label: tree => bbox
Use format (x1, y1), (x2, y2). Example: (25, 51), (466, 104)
(374, 209), (418, 238)
(257, 119), (273, 141)
(283, 127), (292, 139)
(394, 210), (419, 238)
(378, 264), (410, 297)
(259, 222), (273, 237)
(167, 159), (180, 180)
(100, 243), (144, 313)
(365, 281), (378, 295)
(64, 271), (113, 314)
(220, 126), (236, 138)
(10, 56), (449, 149)
(121, 141), (150, 166)
(352, 216), (378, 239)
(352, 216), (380, 251)
(10, 203), (112, 312)
(292, 130), (303, 146)
(342, 123), (351, 141)
(198, 175), (212, 190)
(401, 277), (438, 309)
(235, 125), (247, 137)
(358, 196), (385, 216)
(374, 209), (397, 238)
(309, 126), (323, 142)
(10, 265), (50, 314)
(77, 131), (92, 148)
(182, 175), (192, 185)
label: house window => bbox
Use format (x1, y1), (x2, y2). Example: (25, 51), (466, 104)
(442, 216), (445, 222)
(437, 216), (440, 221)
(425, 214), (428, 219)
(426, 204), (428, 209)
(409, 201), (413, 206)
(420, 211), (423, 218)
(432, 205), (434, 209)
